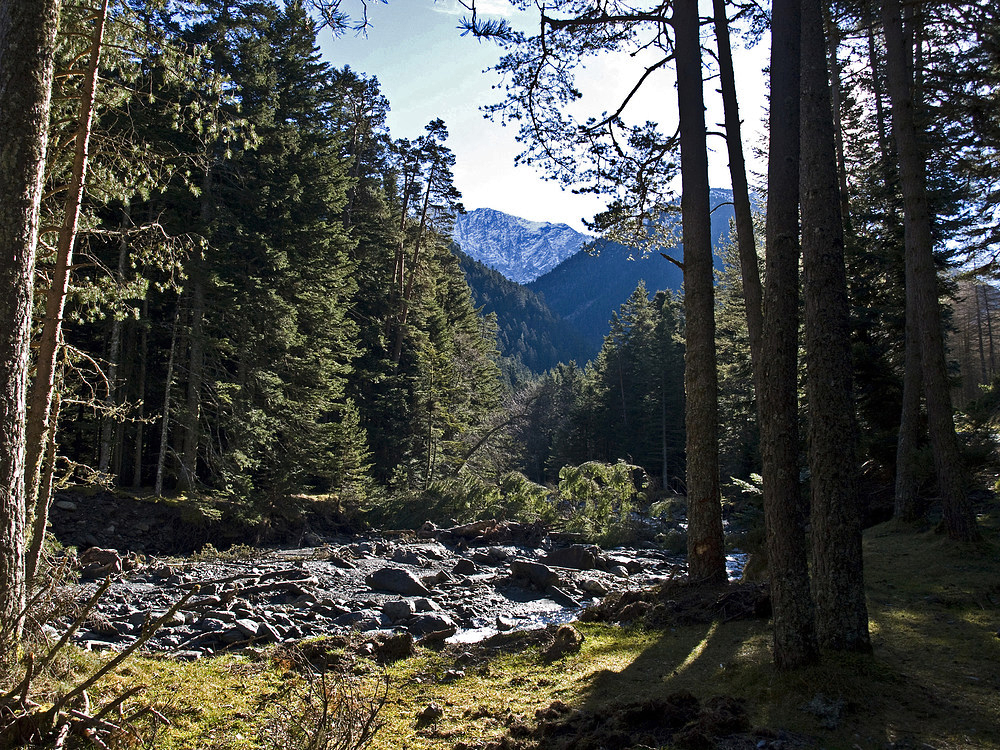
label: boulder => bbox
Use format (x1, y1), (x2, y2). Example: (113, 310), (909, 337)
(391, 548), (423, 566)
(543, 545), (599, 570)
(545, 585), (581, 609)
(579, 577), (609, 596)
(365, 567), (431, 597)
(452, 558), (478, 576)
(408, 613), (457, 637)
(382, 599), (414, 623)
(510, 559), (560, 589)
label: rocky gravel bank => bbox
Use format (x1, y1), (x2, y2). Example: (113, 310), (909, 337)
(54, 520), (684, 659)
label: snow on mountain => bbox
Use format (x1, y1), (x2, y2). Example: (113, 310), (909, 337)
(452, 208), (593, 284)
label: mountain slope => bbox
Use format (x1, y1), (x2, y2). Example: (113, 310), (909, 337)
(453, 208), (591, 284)
(453, 245), (594, 376)
(528, 189), (736, 350)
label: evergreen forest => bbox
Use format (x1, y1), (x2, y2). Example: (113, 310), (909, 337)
(1, 0), (999, 748)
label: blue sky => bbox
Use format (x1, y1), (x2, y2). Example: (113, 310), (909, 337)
(319, 0), (769, 231)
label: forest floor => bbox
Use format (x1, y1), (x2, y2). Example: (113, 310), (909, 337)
(22, 509), (1000, 750)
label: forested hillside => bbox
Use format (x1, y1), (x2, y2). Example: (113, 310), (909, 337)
(527, 190), (735, 350)
(2, 1), (507, 524)
(455, 246), (595, 378)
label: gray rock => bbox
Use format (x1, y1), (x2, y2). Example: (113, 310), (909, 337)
(221, 627), (248, 644)
(334, 611), (368, 627)
(382, 599), (414, 623)
(203, 609), (237, 623)
(391, 548), (423, 566)
(510, 559), (560, 588)
(196, 618), (230, 632)
(54, 500), (77, 511)
(409, 613), (457, 637)
(256, 622), (282, 643)
(452, 558), (477, 576)
(421, 570), (450, 587)
(543, 544), (599, 570)
(413, 597), (440, 612)
(545, 585), (581, 609)
(579, 577), (609, 596)
(234, 619), (260, 638)
(355, 617), (383, 632)
(365, 567), (431, 597)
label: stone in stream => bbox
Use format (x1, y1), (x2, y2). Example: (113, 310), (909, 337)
(365, 567), (431, 597)
(542, 544), (599, 570)
(452, 558), (477, 576)
(382, 599), (414, 623)
(408, 613), (456, 636)
(510, 559), (560, 589)
(579, 577), (609, 596)
(545, 585), (581, 609)
(391, 548), (423, 566)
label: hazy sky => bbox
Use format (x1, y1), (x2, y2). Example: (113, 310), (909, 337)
(320, 0), (770, 231)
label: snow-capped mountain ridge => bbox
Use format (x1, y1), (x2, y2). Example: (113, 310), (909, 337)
(452, 208), (592, 284)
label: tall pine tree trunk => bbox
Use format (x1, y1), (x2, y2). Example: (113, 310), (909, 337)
(801, 0), (870, 652)
(178, 172), (211, 491)
(155, 301), (182, 496)
(0, 0), (62, 638)
(759, 0), (818, 669)
(712, 0), (763, 368)
(882, 0), (980, 542)
(392, 164), (436, 365)
(99, 211), (129, 476)
(132, 297), (149, 489)
(674, 0), (726, 585)
(24, 0), (109, 514)
(895, 276), (923, 521)
(179, 275), (205, 491)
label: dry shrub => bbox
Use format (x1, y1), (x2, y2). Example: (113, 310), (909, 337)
(261, 647), (388, 750)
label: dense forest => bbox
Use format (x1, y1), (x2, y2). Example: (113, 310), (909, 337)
(1, 0), (999, 741)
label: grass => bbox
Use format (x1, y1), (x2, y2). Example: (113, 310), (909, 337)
(16, 511), (998, 749)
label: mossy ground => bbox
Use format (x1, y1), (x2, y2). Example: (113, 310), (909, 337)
(33, 513), (1000, 749)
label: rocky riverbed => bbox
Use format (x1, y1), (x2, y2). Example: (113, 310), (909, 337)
(54, 523), (690, 659)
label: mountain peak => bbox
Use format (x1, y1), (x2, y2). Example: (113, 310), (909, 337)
(453, 208), (592, 284)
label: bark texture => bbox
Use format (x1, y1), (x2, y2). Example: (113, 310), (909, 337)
(881, 0), (979, 542)
(712, 0), (762, 369)
(0, 0), (62, 634)
(759, 0), (818, 669)
(24, 0), (108, 513)
(674, 0), (726, 585)
(801, 0), (871, 652)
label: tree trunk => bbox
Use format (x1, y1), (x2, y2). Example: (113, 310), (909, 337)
(391, 163), (436, 365)
(864, 0), (891, 168)
(882, 0), (980, 542)
(801, 0), (871, 653)
(178, 275), (205, 491)
(25, 389), (61, 584)
(759, 0), (818, 669)
(24, 0), (109, 513)
(132, 297), (149, 489)
(0, 0), (62, 638)
(155, 301), (182, 496)
(712, 0), (763, 369)
(895, 274), (923, 522)
(674, 0), (726, 585)
(99, 211), (129, 476)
